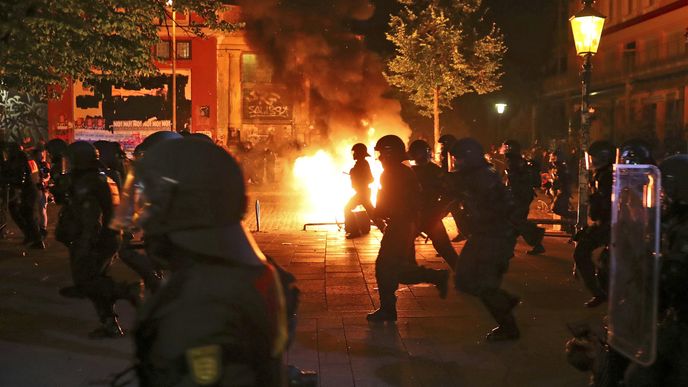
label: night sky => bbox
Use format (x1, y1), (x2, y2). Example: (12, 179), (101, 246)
(356, 0), (560, 144)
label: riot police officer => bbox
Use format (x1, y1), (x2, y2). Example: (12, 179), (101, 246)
(112, 138), (287, 386)
(448, 138), (520, 341)
(623, 154), (688, 386)
(574, 140), (614, 308)
(113, 132), (185, 294)
(367, 135), (448, 322)
(4, 142), (43, 248)
(618, 138), (655, 165)
(55, 141), (139, 338)
(408, 139), (459, 269)
(343, 143), (376, 238)
(502, 139), (545, 255)
(438, 134), (466, 242)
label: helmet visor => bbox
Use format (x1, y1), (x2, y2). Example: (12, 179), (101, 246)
(110, 167), (148, 232)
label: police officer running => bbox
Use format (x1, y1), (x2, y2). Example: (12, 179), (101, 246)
(112, 138), (288, 386)
(343, 143), (377, 238)
(408, 139), (460, 269)
(448, 138), (520, 341)
(367, 135), (449, 322)
(55, 141), (141, 338)
(501, 139), (545, 255)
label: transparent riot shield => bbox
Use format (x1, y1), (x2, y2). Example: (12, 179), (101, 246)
(608, 164), (661, 366)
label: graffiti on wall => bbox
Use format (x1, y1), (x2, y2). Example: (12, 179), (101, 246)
(0, 90), (48, 143)
(243, 86), (292, 122)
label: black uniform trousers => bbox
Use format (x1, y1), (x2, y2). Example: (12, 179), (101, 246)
(512, 200), (545, 247)
(376, 220), (442, 311)
(573, 223), (609, 298)
(119, 232), (161, 293)
(69, 235), (127, 322)
(8, 186), (41, 243)
(455, 233), (518, 326)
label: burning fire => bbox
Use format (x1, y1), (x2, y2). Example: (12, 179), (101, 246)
(292, 129), (384, 224)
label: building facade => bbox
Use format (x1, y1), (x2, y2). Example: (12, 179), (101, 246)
(539, 0), (688, 153)
(47, 5), (309, 152)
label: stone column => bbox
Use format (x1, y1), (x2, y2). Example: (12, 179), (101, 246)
(228, 50), (242, 136)
(216, 49), (230, 143)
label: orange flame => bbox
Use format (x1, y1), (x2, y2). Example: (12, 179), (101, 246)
(292, 133), (383, 224)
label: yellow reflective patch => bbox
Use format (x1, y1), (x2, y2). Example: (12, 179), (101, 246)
(106, 177), (120, 206)
(186, 345), (221, 385)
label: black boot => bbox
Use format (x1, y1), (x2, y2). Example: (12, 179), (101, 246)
(366, 308), (397, 322)
(486, 313), (520, 342)
(434, 270), (449, 299)
(287, 365), (318, 387)
(89, 316), (124, 339)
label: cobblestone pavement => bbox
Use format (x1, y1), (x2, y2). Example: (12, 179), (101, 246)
(0, 188), (602, 386)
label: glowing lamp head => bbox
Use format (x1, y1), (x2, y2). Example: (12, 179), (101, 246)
(570, 1), (606, 56)
(495, 103), (507, 115)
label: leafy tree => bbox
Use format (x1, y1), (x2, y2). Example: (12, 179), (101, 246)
(0, 0), (241, 99)
(385, 0), (505, 148)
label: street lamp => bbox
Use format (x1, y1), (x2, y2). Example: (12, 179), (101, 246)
(167, 0), (176, 132)
(570, 0), (605, 232)
(495, 103), (507, 139)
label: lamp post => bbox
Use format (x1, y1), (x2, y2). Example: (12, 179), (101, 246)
(570, 0), (605, 232)
(495, 103), (507, 139)
(167, 0), (176, 132)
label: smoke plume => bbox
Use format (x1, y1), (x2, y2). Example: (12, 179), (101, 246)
(237, 0), (409, 145)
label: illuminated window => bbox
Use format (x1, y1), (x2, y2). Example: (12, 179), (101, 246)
(241, 53), (273, 83)
(176, 41), (191, 59)
(155, 41), (170, 60)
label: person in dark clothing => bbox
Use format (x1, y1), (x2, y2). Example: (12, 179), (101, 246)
(112, 138), (287, 386)
(502, 139), (546, 255)
(408, 139), (459, 269)
(344, 143), (377, 238)
(33, 144), (51, 239)
(573, 140), (614, 308)
(618, 138), (655, 165)
(55, 141), (141, 338)
(438, 134), (467, 242)
(448, 137), (520, 341)
(112, 131), (186, 294)
(367, 135), (449, 323)
(4, 142), (43, 248)
(624, 154), (688, 386)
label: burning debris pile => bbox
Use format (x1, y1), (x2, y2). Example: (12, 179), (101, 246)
(238, 0), (409, 222)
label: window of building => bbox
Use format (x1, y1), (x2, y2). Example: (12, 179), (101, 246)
(241, 53), (273, 83)
(176, 41), (191, 59)
(155, 41), (191, 60)
(623, 41), (636, 72)
(155, 41), (170, 60)
(626, 0), (634, 15)
(644, 38), (659, 65)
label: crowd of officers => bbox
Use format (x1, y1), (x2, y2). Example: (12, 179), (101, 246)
(4, 127), (687, 386)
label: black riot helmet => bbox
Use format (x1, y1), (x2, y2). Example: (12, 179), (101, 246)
(374, 135), (406, 165)
(116, 139), (251, 259)
(449, 137), (487, 171)
(501, 139), (522, 157)
(46, 139), (68, 160)
(408, 139), (432, 165)
(619, 139), (654, 165)
(93, 141), (119, 170)
(660, 154), (688, 209)
(66, 141), (100, 171)
(134, 131), (184, 159)
(351, 143), (370, 160)
(438, 134), (457, 152)
(588, 140), (614, 170)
